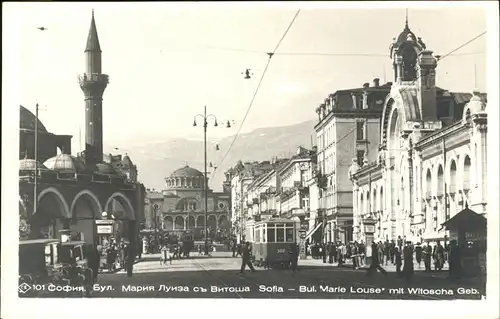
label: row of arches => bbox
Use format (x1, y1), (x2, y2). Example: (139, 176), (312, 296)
(357, 155), (473, 217)
(424, 155), (472, 196)
(21, 187), (136, 242)
(32, 187), (135, 220)
(162, 214), (229, 231)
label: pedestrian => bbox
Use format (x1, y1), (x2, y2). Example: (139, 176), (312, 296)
(378, 241), (384, 266)
(352, 242), (359, 270)
(366, 242), (387, 277)
(403, 242), (414, 281)
(448, 240), (462, 280)
(240, 242), (256, 273)
(415, 242), (423, 268)
(423, 242), (432, 272)
(161, 244), (168, 265)
(395, 246), (402, 277)
(328, 242), (334, 264)
(433, 241), (445, 271)
(358, 241), (365, 267)
(231, 241), (237, 257)
(87, 244), (100, 281)
(289, 243), (299, 273)
(384, 240), (390, 266)
(322, 243), (327, 263)
(390, 241), (397, 264)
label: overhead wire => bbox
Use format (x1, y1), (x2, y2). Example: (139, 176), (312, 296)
(210, 9), (301, 183)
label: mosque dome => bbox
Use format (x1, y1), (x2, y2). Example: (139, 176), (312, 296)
(20, 105), (48, 133)
(170, 165), (204, 178)
(19, 159), (48, 171)
(95, 162), (124, 176)
(43, 154), (87, 173)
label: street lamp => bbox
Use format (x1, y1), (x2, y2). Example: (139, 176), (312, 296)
(193, 106), (231, 255)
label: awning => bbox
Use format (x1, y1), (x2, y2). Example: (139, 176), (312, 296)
(305, 221), (323, 242)
(422, 231), (446, 241)
(441, 207), (486, 231)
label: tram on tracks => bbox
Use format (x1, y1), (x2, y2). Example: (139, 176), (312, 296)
(250, 218), (297, 269)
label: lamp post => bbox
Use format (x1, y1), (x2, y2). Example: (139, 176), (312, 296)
(152, 203), (160, 249)
(193, 106), (231, 255)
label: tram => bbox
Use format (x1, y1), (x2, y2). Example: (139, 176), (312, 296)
(250, 218), (297, 269)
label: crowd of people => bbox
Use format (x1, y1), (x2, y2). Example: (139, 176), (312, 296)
(306, 237), (464, 280)
(97, 240), (131, 272)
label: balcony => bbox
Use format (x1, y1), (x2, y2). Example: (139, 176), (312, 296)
(78, 73), (109, 85)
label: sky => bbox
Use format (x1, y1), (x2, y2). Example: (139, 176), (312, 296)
(6, 2), (488, 154)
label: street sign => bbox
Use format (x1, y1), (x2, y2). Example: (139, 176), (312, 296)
(95, 219), (114, 225)
(97, 225), (113, 234)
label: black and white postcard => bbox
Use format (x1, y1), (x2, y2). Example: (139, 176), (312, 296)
(2, 2), (499, 319)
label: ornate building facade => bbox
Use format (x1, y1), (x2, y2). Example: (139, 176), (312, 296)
(349, 21), (488, 245)
(144, 165), (231, 239)
(313, 78), (392, 244)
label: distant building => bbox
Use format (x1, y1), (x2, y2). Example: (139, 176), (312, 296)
(349, 20), (488, 246)
(226, 147), (317, 244)
(225, 160), (276, 243)
(144, 165), (231, 239)
(313, 77), (392, 244)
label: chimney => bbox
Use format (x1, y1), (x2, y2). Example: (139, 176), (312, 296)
(363, 83), (370, 88)
(373, 78), (380, 87)
(417, 50), (438, 121)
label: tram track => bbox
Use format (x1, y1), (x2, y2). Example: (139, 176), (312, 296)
(189, 258), (244, 298)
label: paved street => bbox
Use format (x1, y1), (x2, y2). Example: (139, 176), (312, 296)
(48, 252), (485, 300)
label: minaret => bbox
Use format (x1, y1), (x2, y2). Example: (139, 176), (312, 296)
(78, 10), (109, 166)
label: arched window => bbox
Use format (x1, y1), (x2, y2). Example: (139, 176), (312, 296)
(360, 193), (364, 215)
(174, 216), (184, 230)
(437, 165), (444, 196)
(426, 170), (432, 198)
(449, 161), (457, 193)
(464, 156), (471, 190)
(366, 191), (371, 213)
(380, 187), (384, 211)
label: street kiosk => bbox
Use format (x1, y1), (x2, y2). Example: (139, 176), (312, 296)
(441, 206), (487, 277)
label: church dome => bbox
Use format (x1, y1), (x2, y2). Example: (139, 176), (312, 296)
(19, 159), (48, 171)
(170, 165), (204, 178)
(43, 154), (87, 173)
(20, 105), (48, 133)
(95, 162), (124, 176)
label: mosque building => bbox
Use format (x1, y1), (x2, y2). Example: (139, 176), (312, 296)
(19, 11), (146, 248)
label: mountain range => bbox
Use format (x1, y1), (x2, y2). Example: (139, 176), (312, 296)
(111, 119), (317, 192)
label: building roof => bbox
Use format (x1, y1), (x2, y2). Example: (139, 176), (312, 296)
(19, 159), (48, 171)
(170, 165), (204, 178)
(95, 162), (124, 176)
(20, 105), (48, 133)
(43, 154), (87, 173)
(85, 10), (101, 52)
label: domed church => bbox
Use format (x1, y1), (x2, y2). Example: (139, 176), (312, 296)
(18, 11), (146, 258)
(144, 165), (231, 240)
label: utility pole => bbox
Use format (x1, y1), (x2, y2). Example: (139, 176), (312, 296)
(34, 103), (39, 215)
(193, 106), (231, 255)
